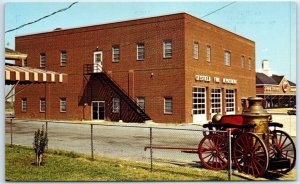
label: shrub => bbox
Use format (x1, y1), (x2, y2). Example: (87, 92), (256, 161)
(33, 125), (48, 166)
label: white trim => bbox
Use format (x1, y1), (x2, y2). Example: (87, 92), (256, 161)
(136, 43), (145, 60)
(21, 98), (27, 112)
(163, 40), (172, 58)
(93, 51), (103, 72)
(112, 45), (120, 63)
(60, 98), (67, 112)
(164, 97), (173, 114)
(91, 101), (105, 120)
(40, 98), (46, 113)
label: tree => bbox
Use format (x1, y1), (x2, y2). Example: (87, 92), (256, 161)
(33, 125), (48, 166)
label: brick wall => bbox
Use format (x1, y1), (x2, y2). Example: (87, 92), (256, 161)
(15, 13), (256, 123)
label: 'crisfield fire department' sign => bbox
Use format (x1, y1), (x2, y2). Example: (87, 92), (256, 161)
(195, 75), (237, 85)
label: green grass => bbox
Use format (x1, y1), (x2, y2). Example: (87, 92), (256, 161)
(6, 145), (244, 182)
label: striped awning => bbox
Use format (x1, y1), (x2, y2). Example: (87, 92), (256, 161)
(5, 65), (67, 85)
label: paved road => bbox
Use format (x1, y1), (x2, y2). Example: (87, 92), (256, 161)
(5, 119), (203, 166)
(5, 114), (296, 166)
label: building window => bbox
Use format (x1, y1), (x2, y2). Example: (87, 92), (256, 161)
(206, 45), (211, 62)
(164, 97), (173, 114)
(60, 51), (67, 66)
(226, 89), (235, 114)
(224, 51), (231, 66)
(163, 40), (172, 58)
(241, 56), (245, 69)
(21, 98), (27, 112)
(137, 97), (145, 111)
(137, 43), (145, 60)
(194, 42), (199, 59)
(248, 58), (252, 70)
(40, 98), (46, 112)
(112, 98), (120, 113)
(22, 59), (28, 67)
(112, 45), (120, 62)
(40, 53), (46, 68)
(60, 98), (67, 112)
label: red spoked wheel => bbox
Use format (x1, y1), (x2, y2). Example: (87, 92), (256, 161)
(233, 133), (269, 177)
(269, 130), (296, 174)
(198, 133), (228, 170)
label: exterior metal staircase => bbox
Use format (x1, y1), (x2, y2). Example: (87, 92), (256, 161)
(84, 64), (151, 121)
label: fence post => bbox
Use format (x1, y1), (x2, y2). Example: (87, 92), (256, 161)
(45, 121), (48, 133)
(10, 118), (13, 147)
(228, 129), (232, 181)
(91, 124), (94, 160)
(150, 127), (153, 172)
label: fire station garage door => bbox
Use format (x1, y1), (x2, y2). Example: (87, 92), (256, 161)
(192, 87), (206, 123)
(225, 89), (236, 115)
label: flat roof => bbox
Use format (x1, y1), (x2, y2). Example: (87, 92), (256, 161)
(16, 12), (254, 43)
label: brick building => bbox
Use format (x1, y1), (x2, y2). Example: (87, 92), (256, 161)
(14, 13), (256, 124)
(256, 60), (296, 108)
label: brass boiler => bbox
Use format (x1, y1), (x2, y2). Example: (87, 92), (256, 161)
(242, 97), (271, 149)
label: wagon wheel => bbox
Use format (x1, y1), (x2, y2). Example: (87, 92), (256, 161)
(198, 133), (228, 170)
(269, 130), (296, 174)
(233, 133), (269, 177)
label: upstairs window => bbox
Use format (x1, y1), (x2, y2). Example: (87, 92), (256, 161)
(164, 97), (173, 114)
(193, 42), (199, 59)
(112, 98), (120, 113)
(248, 58), (252, 70)
(224, 51), (231, 66)
(40, 53), (46, 68)
(137, 43), (145, 60)
(60, 97), (67, 112)
(60, 51), (67, 66)
(206, 45), (211, 62)
(21, 98), (27, 112)
(40, 98), (46, 112)
(137, 97), (145, 111)
(163, 40), (172, 58)
(241, 56), (245, 69)
(112, 45), (120, 62)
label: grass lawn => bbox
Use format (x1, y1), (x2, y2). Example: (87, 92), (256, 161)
(6, 145), (246, 182)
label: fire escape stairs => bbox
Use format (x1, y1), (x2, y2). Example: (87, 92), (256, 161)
(96, 72), (151, 121)
(83, 64), (151, 122)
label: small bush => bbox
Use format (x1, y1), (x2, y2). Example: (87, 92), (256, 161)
(33, 125), (48, 166)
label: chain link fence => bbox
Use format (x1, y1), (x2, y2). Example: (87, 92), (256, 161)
(5, 116), (296, 180)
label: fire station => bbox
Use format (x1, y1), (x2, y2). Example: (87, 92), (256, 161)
(14, 13), (256, 124)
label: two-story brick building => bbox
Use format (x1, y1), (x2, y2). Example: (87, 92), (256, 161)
(14, 13), (256, 124)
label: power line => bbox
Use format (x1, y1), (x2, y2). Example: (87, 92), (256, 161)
(201, 2), (236, 18)
(5, 2), (78, 33)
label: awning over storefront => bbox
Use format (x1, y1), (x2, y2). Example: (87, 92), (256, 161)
(5, 65), (67, 85)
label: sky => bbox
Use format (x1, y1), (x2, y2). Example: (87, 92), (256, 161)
(4, 1), (297, 83)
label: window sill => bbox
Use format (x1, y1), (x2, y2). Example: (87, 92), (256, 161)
(112, 61), (120, 63)
(163, 57), (172, 59)
(60, 111), (66, 113)
(136, 59), (144, 61)
(164, 112), (173, 115)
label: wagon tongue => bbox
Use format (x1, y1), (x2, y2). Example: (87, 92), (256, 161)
(268, 158), (291, 170)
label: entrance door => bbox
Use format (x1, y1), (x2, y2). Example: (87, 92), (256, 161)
(92, 101), (105, 120)
(93, 51), (103, 73)
(192, 87), (206, 123)
(211, 88), (222, 117)
(225, 89), (235, 115)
